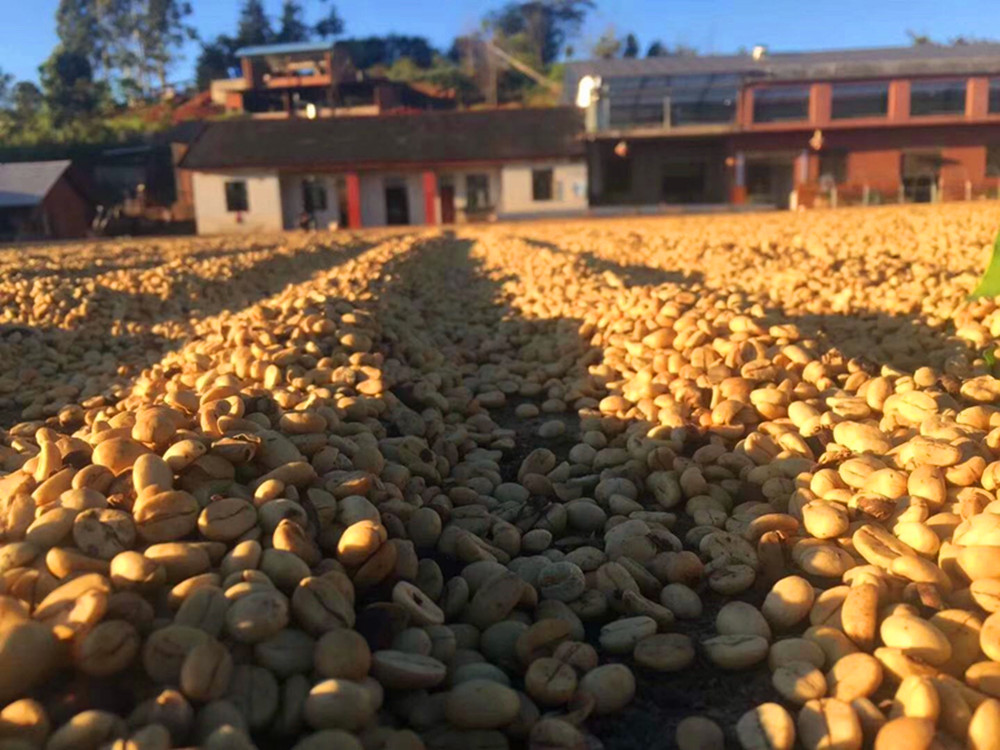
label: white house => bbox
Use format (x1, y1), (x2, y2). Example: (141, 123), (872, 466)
(181, 108), (588, 233)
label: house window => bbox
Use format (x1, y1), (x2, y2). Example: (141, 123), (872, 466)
(819, 150), (848, 184)
(990, 79), (1000, 113)
(987, 146), (1000, 177)
(910, 80), (966, 116)
(831, 82), (888, 119)
(466, 174), (491, 211)
(224, 180), (248, 212)
(753, 85), (811, 123)
(532, 168), (554, 201)
(302, 178), (327, 213)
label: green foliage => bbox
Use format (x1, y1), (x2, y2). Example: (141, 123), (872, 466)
(55, 0), (103, 67)
(276, 0), (310, 43)
(40, 48), (111, 126)
(10, 82), (43, 120)
(484, 0), (593, 65)
(336, 36), (436, 69)
(237, 0), (274, 47)
(314, 0), (344, 38)
(623, 33), (639, 59)
(591, 27), (621, 59)
(969, 229), (1000, 299)
(985, 347), (997, 370)
(196, 36), (238, 90)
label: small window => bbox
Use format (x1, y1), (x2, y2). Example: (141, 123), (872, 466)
(302, 178), (327, 213)
(753, 86), (811, 123)
(910, 80), (966, 117)
(987, 146), (1000, 177)
(466, 174), (491, 211)
(990, 79), (1000, 114)
(831, 82), (889, 120)
(225, 180), (248, 212)
(532, 169), (554, 201)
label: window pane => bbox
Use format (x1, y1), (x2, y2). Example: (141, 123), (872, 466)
(532, 169), (553, 201)
(753, 86), (810, 123)
(466, 174), (490, 210)
(987, 146), (1000, 176)
(910, 80), (966, 116)
(607, 73), (738, 128)
(990, 79), (1000, 114)
(831, 82), (888, 119)
(225, 181), (248, 212)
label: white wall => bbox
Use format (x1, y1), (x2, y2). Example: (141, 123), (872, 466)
(192, 171), (283, 235)
(437, 169), (502, 221)
(359, 174), (386, 227)
(279, 174), (340, 230)
(499, 160), (588, 217)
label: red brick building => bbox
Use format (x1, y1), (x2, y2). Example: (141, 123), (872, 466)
(0, 161), (95, 241)
(566, 44), (1000, 208)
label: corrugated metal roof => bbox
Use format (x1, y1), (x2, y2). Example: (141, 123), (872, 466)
(0, 160), (70, 209)
(236, 41), (335, 58)
(181, 108), (584, 171)
(564, 43), (1000, 98)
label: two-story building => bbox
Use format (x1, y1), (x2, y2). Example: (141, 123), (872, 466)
(211, 41), (454, 118)
(566, 43), (1000, 208)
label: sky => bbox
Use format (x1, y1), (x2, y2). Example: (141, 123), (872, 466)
(0, 0), (995, 85)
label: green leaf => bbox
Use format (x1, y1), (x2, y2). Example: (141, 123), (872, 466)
(969, 228), (1000, 299)
(986, 348), (997, 369)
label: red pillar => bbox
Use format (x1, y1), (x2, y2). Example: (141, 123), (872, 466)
(422, 171), (437, 225)
(345, 173), (361, 229)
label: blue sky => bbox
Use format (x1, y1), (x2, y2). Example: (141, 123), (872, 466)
(0, 0), (994, 85)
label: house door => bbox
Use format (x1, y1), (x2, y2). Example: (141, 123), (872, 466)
(385, 185), (410, 225)
(440, 184), (456, 223)
(746, 157), (795, 208)
(902, 151), (940, 203)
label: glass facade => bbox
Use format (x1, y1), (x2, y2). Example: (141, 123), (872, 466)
(606, 73), (740, 129)
(831, 82), (889, 119)
(910, 80), (966, 116)
(752, 86), (811, 123)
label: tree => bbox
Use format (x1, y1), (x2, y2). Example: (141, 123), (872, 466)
(623, 33), (639, 58)
(236, 0), (273, 47)
(646, 40), (666, 57)
(0, 69), (12, 108)
(485, 0), (594, 65)
(314, 0), (344, 38)
(10, 82), (44, 120)
(196, 35), (238, 88)
(54, 0), (103, 68)
(276, 0), (309, 43)
(40, 48), (109, 125)
(335, 35), (436, 69)
(906, 30), (934, 46)
(141, 0), (197, 91)
(591, 27), (621, 59)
